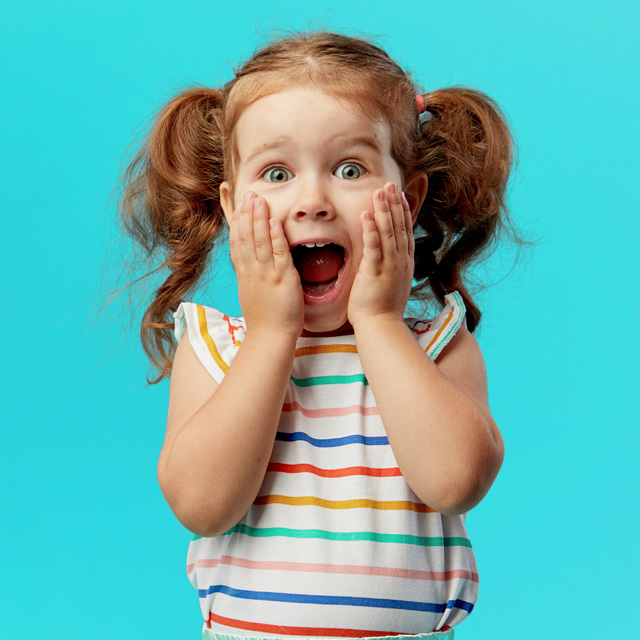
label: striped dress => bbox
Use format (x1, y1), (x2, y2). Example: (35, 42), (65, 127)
(174, 292), (478, 638)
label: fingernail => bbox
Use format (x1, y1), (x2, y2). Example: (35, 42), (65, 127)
(378, 190), (387, 201)
(254, 198), (262, 209)
(244, 192), (254, 202)
(389, 182), (397, 194)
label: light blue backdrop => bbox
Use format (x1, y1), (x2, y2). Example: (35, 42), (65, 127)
(2, 1), (638, 638)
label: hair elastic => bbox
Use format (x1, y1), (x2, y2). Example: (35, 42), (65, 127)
(415, 94), (426, 114)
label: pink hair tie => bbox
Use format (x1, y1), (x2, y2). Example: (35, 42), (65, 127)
(415, 94), (426, 114)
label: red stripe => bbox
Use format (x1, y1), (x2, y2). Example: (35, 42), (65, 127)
(222, 314), (244, 346)
(207, 612), (403, 637)
(266, 462), (402, 477)
(411, 323), (432, 335)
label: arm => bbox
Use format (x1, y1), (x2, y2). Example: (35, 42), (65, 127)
(353, 317), (503, 515)
(159, 328), (297, 536)
(158, 193), (303, 536)
(349, 182), (504, 515)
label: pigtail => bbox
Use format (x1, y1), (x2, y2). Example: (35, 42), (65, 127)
(119, 88), (226, 382)
(412, 88), (514, 332)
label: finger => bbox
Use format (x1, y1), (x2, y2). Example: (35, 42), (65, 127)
(237, 192), (257, 262)
(372, 188), (395, 258)
(228, 200), (243, 268)
(252, 197), (273, 264)
(360, 210), (382, 270)
(401, 190), (415, 258)
(269, 218), (294, 270)
(387, 182), (408, 255)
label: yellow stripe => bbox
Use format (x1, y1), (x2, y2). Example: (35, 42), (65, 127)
(255, 494), (434, 513)
(197, 305), (229, 374)
(424, 308), (454, 355)
(295, 344), (358, 357)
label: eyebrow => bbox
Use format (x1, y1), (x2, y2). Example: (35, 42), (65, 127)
(332, 134), (384, 155)
(244, 137), (293, 165)
(244, 134), (384, 165)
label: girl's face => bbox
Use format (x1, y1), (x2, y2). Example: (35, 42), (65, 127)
(221, 86), (413, 334)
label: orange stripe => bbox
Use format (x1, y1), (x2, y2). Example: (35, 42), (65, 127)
(282, 401), (378, 417)
(424, 308), (454, 354)
(253, 494), (435, 513)
(295, 344), (358, 357)
(207, 612), (402, 637)
(266, 462), (402, 477)
(197, 305), (228, 374)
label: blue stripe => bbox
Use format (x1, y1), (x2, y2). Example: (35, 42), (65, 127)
(276, 431), (389, 447)
(406, 319), (431, 331)
(448, 598), (474, 613)
(198, 584), (472, 613)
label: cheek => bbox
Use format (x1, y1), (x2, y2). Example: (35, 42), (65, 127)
(250, 190), (290, 224)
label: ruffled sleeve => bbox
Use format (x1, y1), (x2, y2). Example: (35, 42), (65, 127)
(174, 303), (246, 384)
(406, 291), (467, 361)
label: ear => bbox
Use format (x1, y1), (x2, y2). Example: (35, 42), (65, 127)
(403, 172), (428, 225)
(220, 181), (234, 225)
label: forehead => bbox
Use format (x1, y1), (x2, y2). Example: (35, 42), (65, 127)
(233, 87), (393, 162)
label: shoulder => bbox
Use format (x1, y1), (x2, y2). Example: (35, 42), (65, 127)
(407, 293), (490, 408)
(436, 325), (490, 409)
(166, 328), (220, 434)
(167, 303), (245, 431)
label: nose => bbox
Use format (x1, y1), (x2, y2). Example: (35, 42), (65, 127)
(291, 175), (336, 221)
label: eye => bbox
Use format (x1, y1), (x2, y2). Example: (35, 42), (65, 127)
(264, 166), (293, 183)
(333, 162), (364, 180)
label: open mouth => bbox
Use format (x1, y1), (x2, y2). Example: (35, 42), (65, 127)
(291, 243), (346, 298)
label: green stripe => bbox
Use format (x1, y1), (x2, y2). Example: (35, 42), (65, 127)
(193, 525), (471, 548)
(290, 373), (369, 387)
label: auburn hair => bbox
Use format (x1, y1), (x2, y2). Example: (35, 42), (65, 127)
(119, 32), (516, 382)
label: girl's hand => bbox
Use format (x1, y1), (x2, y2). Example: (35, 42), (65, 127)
(347, 182), (414, 328)
(229, 193), (304, 339)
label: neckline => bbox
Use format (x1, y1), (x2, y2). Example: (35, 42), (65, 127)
(296, 331), (357, 347)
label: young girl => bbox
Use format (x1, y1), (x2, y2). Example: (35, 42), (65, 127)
(121, 32), (512, 639)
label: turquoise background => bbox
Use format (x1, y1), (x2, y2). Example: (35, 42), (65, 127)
(2, 1), (638, 638)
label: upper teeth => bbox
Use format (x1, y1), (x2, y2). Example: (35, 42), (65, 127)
(302, 242), (328, 248)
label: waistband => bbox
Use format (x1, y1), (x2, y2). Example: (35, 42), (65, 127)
(203, 629), (454, 640)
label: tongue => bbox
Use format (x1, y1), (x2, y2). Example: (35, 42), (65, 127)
(294, 245), (343, 284)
